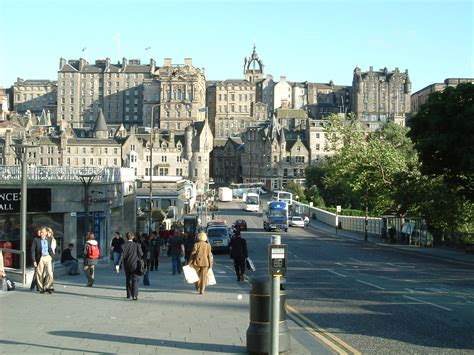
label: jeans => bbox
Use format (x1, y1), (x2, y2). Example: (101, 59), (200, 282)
(63, 260), (79, 275)
(113, 252), (122, 267)
(171, 254), (182, 274)
(84, 265), (95, 286)
(143, 259), (151, 285)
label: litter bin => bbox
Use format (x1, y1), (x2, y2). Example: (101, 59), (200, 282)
(246, 275), (290, 354)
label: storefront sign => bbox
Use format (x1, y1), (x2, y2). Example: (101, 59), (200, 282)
(0, 188), (51, 214)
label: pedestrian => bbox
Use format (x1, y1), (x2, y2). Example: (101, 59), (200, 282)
(189, 232), (212, 295)
(83, 232), (100, 287)
(304, 215), (309, 228)
(0, 250), (6, 291)
(168, 229), (185, 275)
(229, 230), (248, 282)
(120, 232), (143, 300)
(60, 243), (80, 275)
(140, 233), (151, 286)
(30, 226), (55, 294)
(110, 231), (125, 270)
(46, 227), (57, 255)
(184, 232), (195, 264)
(149, 231), (160, 271)
(30, 228), (41, 291)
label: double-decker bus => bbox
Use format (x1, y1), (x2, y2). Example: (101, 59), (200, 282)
(272, 190), (293, 206)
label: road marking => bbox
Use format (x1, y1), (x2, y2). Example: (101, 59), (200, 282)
(350, 258), (362, 264)
(356, 280), (385, 290)
(403, 295), (453, 311)
(327, 270), (347, 277)
(286, 304), (361, 355)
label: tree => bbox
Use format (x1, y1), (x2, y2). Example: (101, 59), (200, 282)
(320, 115), (417, 216)
(408, 83), (474, 201)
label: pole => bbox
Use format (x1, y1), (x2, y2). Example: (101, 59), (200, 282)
(270, 234), (281, 355)
(20, 146), (28, 285)
(149, 104), (161, 233)
(79, 174), (96, 253)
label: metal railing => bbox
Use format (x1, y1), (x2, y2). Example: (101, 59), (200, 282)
(0, 166), (136, 184)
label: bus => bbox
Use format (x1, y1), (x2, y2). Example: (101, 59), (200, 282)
(183, 214), (200, 240)
(231, 182), (264, 199)
(244, 192), (260, 212)
(263, 200), (289, 232)
(272, 190), (293, 206)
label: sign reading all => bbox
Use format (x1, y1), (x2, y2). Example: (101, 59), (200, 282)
(0, 188), (51, 214)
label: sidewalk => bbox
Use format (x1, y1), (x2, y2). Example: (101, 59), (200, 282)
(0, 253), (320, 354)
(307, 218), (474, 266)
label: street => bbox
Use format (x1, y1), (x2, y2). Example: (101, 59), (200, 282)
(217, 201), (474, 354)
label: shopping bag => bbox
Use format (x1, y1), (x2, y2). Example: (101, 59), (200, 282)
(206, 268), (217, 286)
(183, 265), (199, 284)
(246, 257), (256, 272)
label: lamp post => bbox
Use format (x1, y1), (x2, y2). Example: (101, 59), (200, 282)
(12, 137), (34, 284)
(79, 174), (96, 249)
(148, 103), (162, 233)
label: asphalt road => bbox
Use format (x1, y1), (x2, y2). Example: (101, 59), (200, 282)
(216, 201), (474, 354)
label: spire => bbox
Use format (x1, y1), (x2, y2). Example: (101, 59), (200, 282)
(279, 127), (286, 144)
(94, 109), (108, 139)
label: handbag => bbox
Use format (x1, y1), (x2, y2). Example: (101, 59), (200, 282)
(246, 257), (256, 272)
(183, 265), (199, 283)
(135, 258), (146, 276)
(5, 277), (15, 291)
(206, 268), (217, 286)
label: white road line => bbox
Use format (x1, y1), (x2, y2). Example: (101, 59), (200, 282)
(350, 258), (362, 263)
(356, 279), (385, 290)
(403, 295), (453, 311)
(327, 270), (347, 278)
(404, 288), (426, 294)
(303, 260), (313, 266)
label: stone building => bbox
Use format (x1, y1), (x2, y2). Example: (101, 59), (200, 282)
(0, 87), (9, 121)
(56, 57), (206, 131)
(352, 66), (411, 129)
(11, 78), (57, 118)
(57, 57), (155, 128)
(306, 81), (351, 119)
(210, 137), (243, 185)
(152, 58), (206, 132)
(410, 78), (474, 114)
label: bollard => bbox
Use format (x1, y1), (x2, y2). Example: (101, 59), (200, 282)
(246, 275), (290, 354)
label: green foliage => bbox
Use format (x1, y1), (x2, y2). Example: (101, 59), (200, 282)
(408, 83), (474, 201)
(286, 181), (308, 203)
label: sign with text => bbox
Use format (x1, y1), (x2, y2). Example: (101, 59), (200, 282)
(0, 188), (51, 214)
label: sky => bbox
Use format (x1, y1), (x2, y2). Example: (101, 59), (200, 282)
(0, 0), (472, 93)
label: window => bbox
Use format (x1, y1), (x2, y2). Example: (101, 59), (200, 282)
(161, 156), (167, 162)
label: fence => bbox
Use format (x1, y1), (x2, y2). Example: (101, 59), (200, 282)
(293, 201), (383, 236)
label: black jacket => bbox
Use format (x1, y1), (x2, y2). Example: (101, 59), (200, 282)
(121, 241), (143, 273)
(229, 236), (248, 260)
(31, 237), (54, 264)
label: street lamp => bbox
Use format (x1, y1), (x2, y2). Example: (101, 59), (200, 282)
(79, 174), (96, 246)
(148, 103), (162, 233)
(12, 136), (35, 284)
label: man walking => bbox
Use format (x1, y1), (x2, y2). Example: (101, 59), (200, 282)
(61, 243), (80, 275)
(120, 232), (143, 300)
(31, 226), (55, 294)
(229, 230), (248, 282)
(110, 231), (125, 269)
(168, 229), (185, 275)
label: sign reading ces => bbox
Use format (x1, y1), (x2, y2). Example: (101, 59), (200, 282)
(0, 188), (51, 214)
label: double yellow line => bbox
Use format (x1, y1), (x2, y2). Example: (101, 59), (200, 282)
(286, 304), (361, 355)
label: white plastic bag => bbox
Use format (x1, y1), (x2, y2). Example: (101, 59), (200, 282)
(183, 265), (199, 284)
(246, 257), (256, 272)
(206, 268), (216, 286)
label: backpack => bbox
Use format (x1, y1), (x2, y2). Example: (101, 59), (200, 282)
(87, 244), (100, 259)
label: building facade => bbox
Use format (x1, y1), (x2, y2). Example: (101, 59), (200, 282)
(352, 66), (411, 129)
(11, 78), (57, 117)
(410, 78), (474, 114)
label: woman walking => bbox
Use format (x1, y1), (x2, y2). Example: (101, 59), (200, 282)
(120, 232), (143, 300)
(189, 232), (212, 295)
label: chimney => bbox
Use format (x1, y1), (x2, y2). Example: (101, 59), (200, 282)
(164, 58), (172, 67)
(59, 57), (66, 69)
(122, 57), (128, 69)
(184, 58), (192, 66)
(79, 58), (87, 71)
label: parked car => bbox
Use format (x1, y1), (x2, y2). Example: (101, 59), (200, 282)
(206, 225), (230, 253)
(233, 219), (248, 231)
(289, 216), (305, 228)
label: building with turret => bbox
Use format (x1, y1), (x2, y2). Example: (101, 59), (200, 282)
(352, 66), (411, 129)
